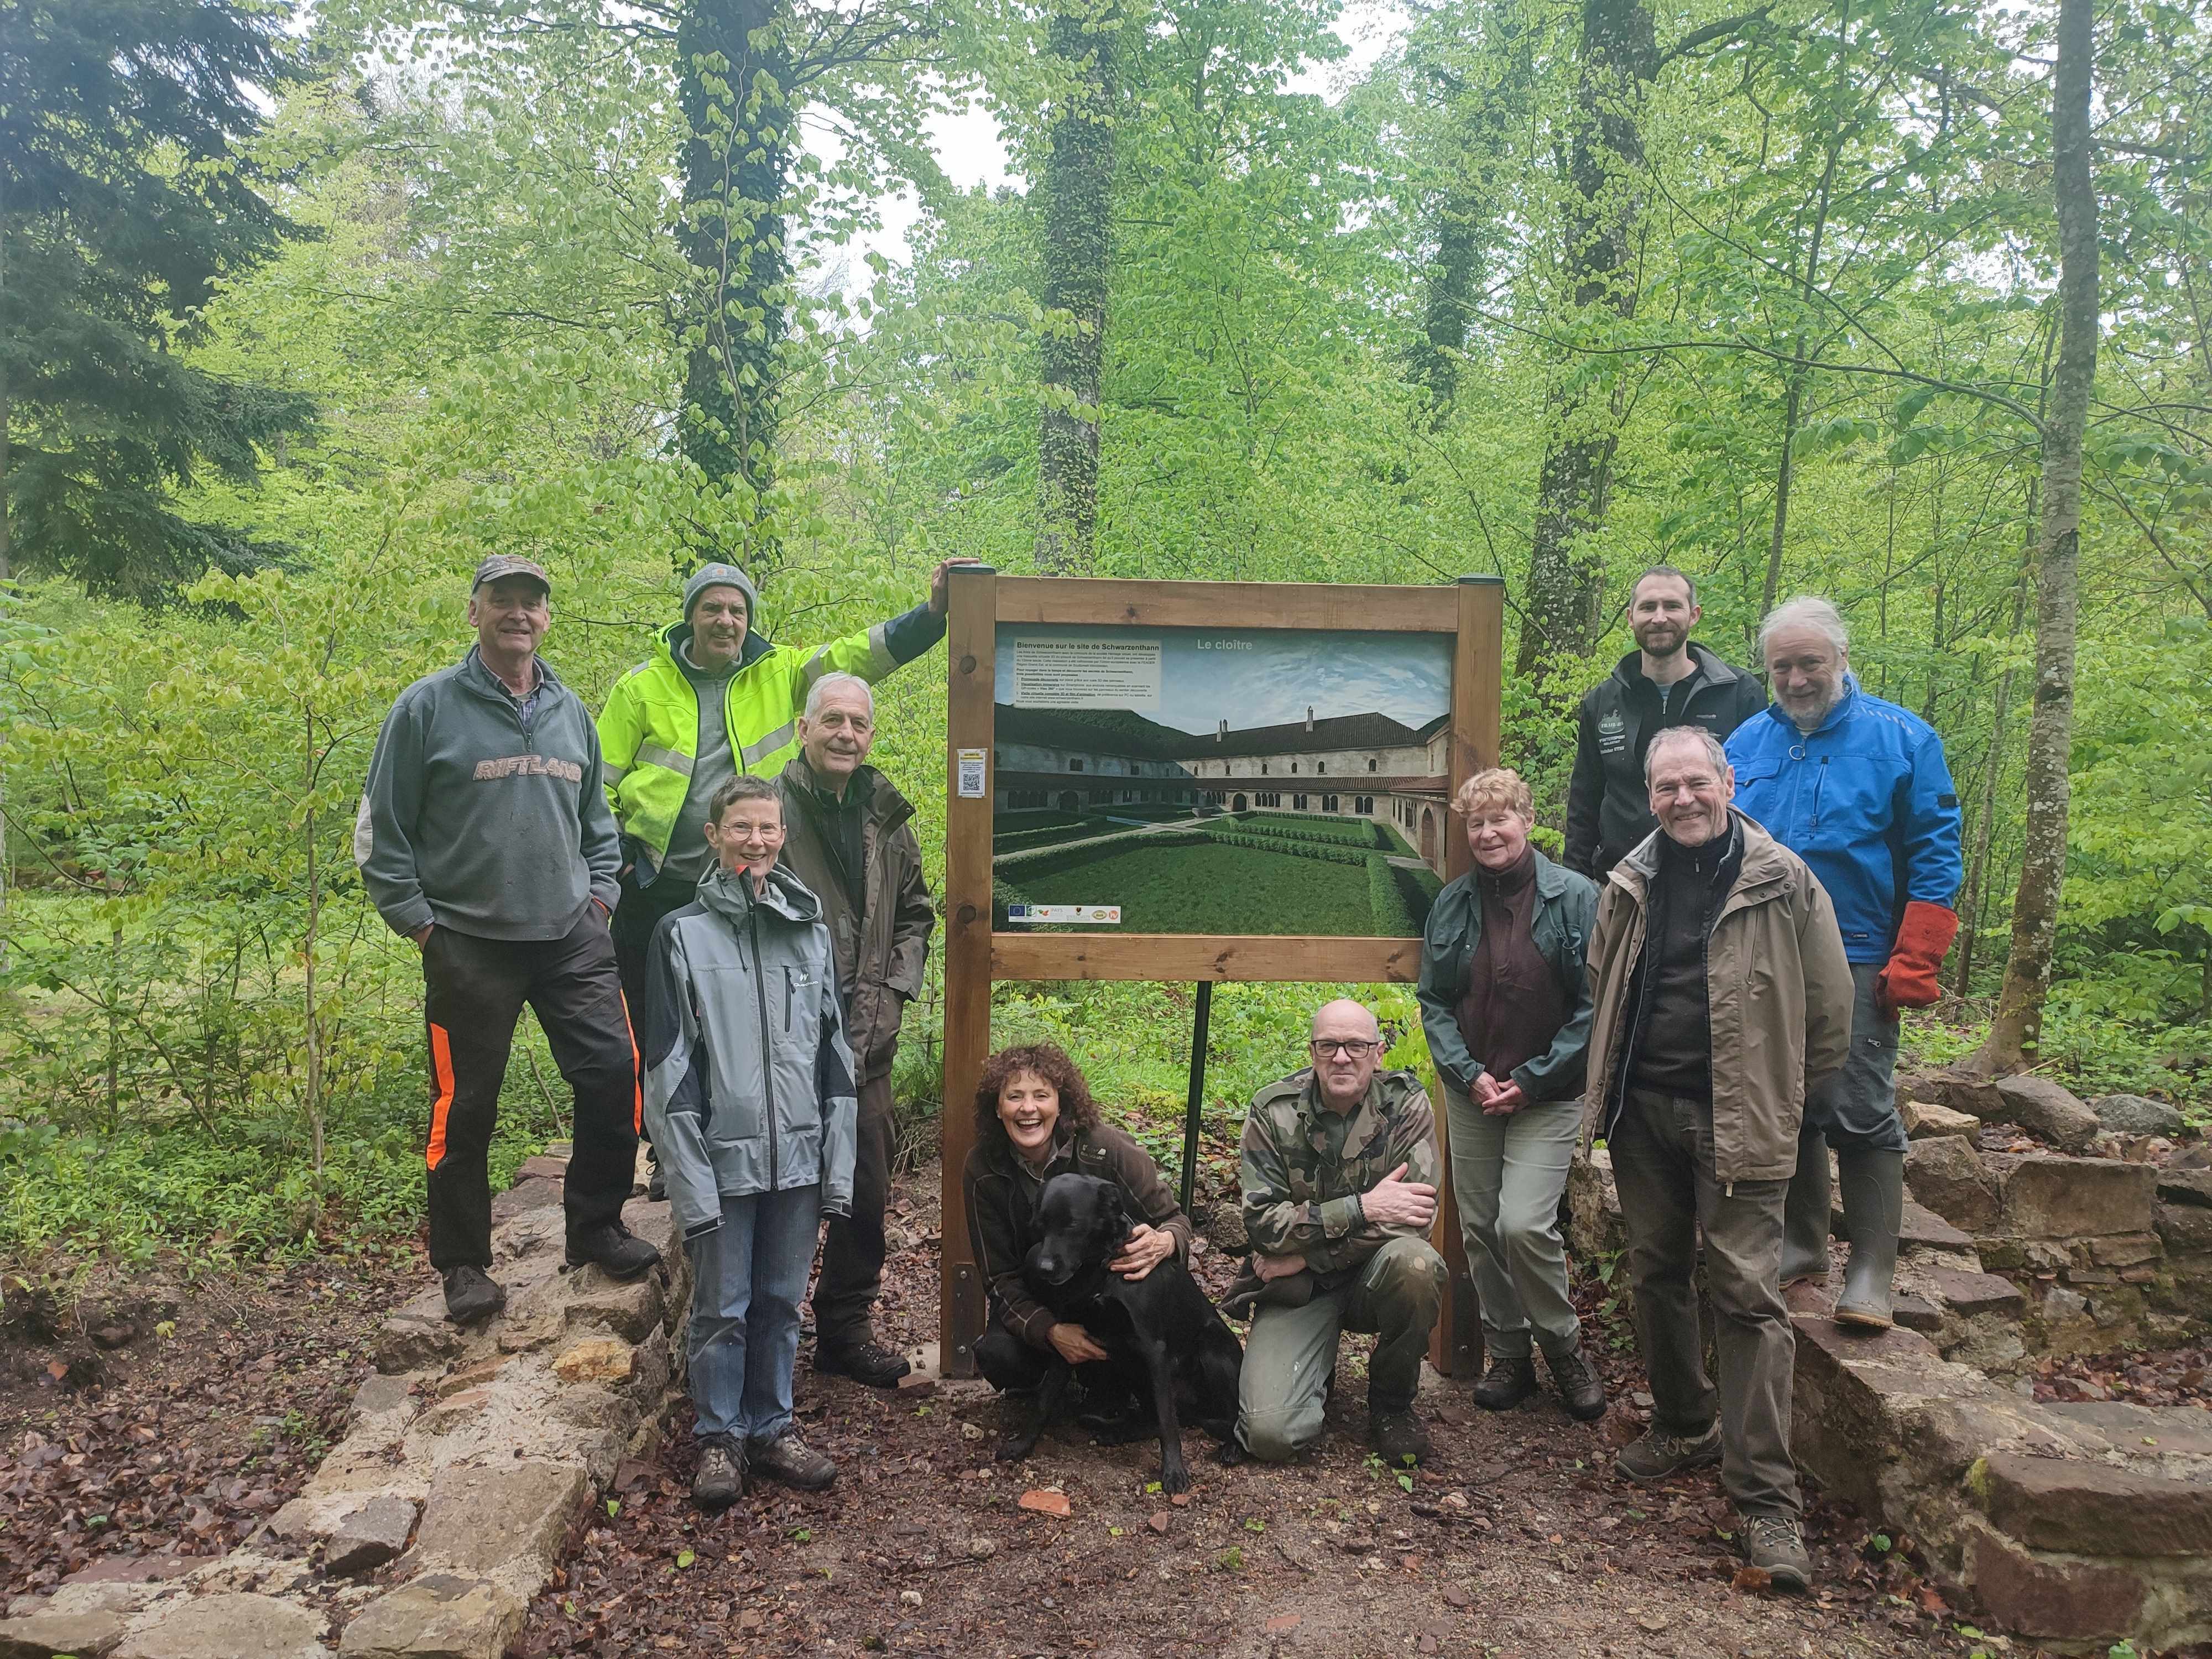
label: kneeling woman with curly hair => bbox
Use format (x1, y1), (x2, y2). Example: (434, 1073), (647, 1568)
(963, 1042), (1197, 1395)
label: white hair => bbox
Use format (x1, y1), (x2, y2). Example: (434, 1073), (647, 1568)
(1759, 596), (1850, 660)
(803, 672), (875, 720)
(1644, 725), (1730, 783)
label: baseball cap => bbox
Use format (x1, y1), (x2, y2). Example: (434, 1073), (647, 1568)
(472, 555), (551, 592)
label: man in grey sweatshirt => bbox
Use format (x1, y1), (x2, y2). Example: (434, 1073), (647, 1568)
(356, 555), (661, 1324)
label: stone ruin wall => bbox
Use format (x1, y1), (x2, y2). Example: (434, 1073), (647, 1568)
(1568, 1068), (2212, 1655)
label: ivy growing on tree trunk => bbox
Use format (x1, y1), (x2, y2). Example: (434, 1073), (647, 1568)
(1515, 0), (1656, 682)
(1034, 0), (1119, 576)
(676, 0), (797, 534)
(1408, 0), (1535, 418)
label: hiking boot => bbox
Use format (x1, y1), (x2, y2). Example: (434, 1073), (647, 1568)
(1369, 1404), (1432, 1467)
(1546, 1347), (1608, 1422)
(442, 1266), (507, 1326)
(814, 1337), (911, 1389)
(1472, 1355), (1538, 1412)
(1614, 1421), (1723, 1484)
(747, 1429), (838, 1491)
(566, 1222), (660, 1280)
(646, 1166), (668, 1203)
(1741, 1512), (1812, 1592)
(691, 1436), (744, 1511)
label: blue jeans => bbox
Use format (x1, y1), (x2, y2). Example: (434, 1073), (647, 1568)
(687, 1184), (822, 1442)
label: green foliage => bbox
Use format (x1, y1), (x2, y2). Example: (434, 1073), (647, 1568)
(1202, 830), (1368, 867)
(1368, 855), (1418, 937)
(1239, 815), (1388, 849)
(990, 817), (1117, 851)
(7, 0), (2212, 1264)
(2, 0), (316, 601)
(996, 828), (1209, 881)
(1013, 841), (1375, 935)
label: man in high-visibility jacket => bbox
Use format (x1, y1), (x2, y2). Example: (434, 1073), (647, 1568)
(598, 557), (972, 1035)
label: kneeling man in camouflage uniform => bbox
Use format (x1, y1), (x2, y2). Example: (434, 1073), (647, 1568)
(1235, 999), (1447, 1465)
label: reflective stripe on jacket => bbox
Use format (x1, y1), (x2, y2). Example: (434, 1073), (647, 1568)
(596, 603), (945, 878)
(640, 862), (859, 1239)
(1580, 812), (1854, 1185)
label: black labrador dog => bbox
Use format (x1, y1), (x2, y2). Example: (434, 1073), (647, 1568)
(995, 1172), (1244, 1494)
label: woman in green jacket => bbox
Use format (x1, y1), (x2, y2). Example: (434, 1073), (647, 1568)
(1417, 768), (1606, 1421)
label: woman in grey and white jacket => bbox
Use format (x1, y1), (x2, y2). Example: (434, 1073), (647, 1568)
(642, 774), (858, 1510)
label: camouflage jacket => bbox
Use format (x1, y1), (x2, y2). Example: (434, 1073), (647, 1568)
(1239, 1067), (1441, 1282)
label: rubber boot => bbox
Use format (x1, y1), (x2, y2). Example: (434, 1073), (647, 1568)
(1833, 1147), (1905, 1329)
(1780, 1125), (1833, 1289)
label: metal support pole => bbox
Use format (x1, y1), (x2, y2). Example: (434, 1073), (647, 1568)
(1178, 980), (1213, 1217)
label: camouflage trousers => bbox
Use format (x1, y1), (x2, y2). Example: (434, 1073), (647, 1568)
(1235, 1236), (1446, 1462)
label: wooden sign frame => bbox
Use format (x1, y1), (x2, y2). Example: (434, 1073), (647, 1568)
(938, 570), (1506, 1378)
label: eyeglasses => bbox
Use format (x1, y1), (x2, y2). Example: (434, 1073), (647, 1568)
(1309, 1039), (1379, 1059)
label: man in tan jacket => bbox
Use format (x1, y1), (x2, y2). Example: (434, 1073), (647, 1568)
(776, 673), (937, 1387)
(1583, 727), (1852, 1593)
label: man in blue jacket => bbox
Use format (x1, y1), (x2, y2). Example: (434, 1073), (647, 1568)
(1725, 597), (1963, 1329)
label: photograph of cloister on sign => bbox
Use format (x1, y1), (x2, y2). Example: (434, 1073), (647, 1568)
(990, 624), (1455, 936)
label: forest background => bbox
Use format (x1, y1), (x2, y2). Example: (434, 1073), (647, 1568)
(1, 0), (2207, 1269)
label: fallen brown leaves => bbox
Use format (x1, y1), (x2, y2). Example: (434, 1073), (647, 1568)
(0, 1262), (408, 1601)
(2030, 1343), (2212, 1407)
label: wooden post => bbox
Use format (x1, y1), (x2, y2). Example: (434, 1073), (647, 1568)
(936, 572), (1504, 1380)
(939, 564), (998, 1377)
(1428, 574), (1506, 1377)
(1177, 980), (1214, 1217)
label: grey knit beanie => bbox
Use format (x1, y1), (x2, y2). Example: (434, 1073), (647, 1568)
(683, 562), (758, 620)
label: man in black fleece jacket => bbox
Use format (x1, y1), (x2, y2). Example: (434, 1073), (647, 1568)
(1565, 567), (1767, 880)
(356, 556), (660, 1325)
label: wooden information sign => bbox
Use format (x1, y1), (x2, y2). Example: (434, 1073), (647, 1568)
(938, 569), (1506, 1377)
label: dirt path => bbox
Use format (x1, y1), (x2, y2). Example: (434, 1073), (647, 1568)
(515, 1167), (1985, 1659)
(2, 1168), (1996, 1658)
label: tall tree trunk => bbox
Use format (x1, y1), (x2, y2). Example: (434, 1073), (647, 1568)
(1951, 546), (2032, 995)
(1416, 190), (1483, 413)
(1034, 0), (1119, 576)
(1977, 0), (2098, 1072)
(302, 712), (325, 1234)
(676, 0), (795, 530)
(1516, 0), (1656, 682)
(3, 212), (12, 968)
(1762, 141), (1840, 614)
(1412, 3), (1535, 418)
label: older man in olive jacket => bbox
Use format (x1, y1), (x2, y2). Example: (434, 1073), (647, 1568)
(776, 672), (936, 1389)
(1583, 726), (1852, 1594)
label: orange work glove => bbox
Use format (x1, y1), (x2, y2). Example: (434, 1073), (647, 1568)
(1875, 900), (1959, 1019)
